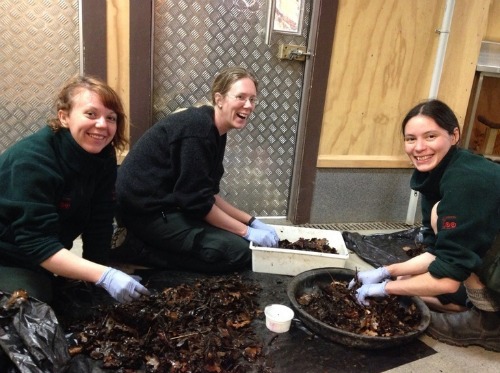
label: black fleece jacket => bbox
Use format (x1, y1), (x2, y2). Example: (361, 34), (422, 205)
(116, 105), (226, 219)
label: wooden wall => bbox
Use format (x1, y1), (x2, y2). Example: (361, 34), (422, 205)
(107, 0), (130, 144)
(98, 0), (499, 166)
(485, 0), (500, 40)
(93, 0), (152, 162)
(317, 0), (494, 168)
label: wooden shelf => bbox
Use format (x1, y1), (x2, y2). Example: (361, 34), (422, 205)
(317, 155), (412, 168)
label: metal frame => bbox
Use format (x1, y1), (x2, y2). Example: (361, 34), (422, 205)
(463, 71), (500, 149)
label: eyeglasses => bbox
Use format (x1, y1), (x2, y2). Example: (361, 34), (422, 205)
(226, 94), (259, 105)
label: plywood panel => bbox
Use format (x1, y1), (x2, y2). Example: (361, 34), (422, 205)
(107, 0), (130, 103)
(107, 0), (130, 160)
(485, 0), (500, 41)
(438, 0), (491, 125)
(318, 0), (444, 167)
(318, 0), (491, 168)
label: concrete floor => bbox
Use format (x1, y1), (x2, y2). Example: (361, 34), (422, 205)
(344, 230), (499, 373)
(72, 222), (499, 372)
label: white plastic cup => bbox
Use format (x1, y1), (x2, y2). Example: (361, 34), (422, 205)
(264, 304), (294, 333)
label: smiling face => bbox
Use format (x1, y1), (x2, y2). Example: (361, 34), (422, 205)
(213, 77), (257, 134)
(404, 114), (459, 172)
(58, 88), (117, 154)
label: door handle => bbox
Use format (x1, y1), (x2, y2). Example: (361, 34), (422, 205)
(278, 44), (312, 62)
(288, 49), (312, 60)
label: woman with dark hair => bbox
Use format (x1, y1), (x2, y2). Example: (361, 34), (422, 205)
(115, 66), (279, 273)
(350, 99), (500, 352)
(0, 75), (150, 304)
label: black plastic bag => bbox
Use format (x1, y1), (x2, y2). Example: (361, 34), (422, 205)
(342, 228), (423, 268)
(0, 290), (70, 373)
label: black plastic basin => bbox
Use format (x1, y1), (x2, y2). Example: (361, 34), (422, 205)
(287, 267), (431, 349)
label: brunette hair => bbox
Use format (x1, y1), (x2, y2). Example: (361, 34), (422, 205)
(401, 99), (460, 140)
(211, 67), (258, 105)
(48, 75), (128, 151)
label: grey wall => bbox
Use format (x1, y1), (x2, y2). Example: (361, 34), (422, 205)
(152, 0), (312, 217)
(310, 169), (422, 223)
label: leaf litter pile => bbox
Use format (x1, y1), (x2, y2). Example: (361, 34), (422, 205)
(402, 245), (425, 258)
(296, 278), (422, 337)
(278, 238), (338, 254)
(66, 275), (269, 372)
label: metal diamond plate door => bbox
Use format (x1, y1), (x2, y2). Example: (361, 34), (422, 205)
(153, 0), (311, 217)
(0, 1), (80, 153)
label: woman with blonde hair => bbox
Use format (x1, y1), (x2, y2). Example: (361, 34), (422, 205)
(115, 67), (279, 273)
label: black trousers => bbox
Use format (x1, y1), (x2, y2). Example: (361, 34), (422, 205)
(121, 211), (251, 273)
(437, 283), (469, 307)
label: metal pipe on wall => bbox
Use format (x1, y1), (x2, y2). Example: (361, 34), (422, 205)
(429, 0), (455, 99)
(406, 0), (455, 225)
(264, 0), (275, 45)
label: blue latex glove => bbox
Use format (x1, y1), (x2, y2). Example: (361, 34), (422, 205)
(355, 280), (389, 306)
(130, 274), (143, 282)
(250, 219), (280, 241)
(348, 266), (390, 289)
(96, 267), (150, 303)
(244, 226), (279, 247)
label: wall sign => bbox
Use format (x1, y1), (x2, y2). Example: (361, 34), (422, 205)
(272, 0), (304, 35)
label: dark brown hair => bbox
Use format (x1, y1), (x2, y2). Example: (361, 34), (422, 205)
(401, 99), (460, 140)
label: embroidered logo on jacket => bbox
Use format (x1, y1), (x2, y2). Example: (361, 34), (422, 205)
(58, 197), (71, 210)
(441, 215), (457, 229)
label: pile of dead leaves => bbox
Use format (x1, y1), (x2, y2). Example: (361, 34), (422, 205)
(296, 279), (421, 337)
(278, 238), (338, 254)
(66, 275), (266, 372)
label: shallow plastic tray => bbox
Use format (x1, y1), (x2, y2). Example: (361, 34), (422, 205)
(250, 225), (349, 276)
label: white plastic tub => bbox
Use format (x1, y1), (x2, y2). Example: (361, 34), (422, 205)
(264, 304), (294, 333)
(250, 225), (349, 276)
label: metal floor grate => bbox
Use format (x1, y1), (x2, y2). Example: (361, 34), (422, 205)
(298, 222), (421, 231)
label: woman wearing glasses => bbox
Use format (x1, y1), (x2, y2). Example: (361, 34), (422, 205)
(115, 67), (279, 273)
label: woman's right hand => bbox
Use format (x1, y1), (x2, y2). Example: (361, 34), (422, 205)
(96, 267), (151, 303)
(243, 226), (279, 247)
(348, 267), (390, 289)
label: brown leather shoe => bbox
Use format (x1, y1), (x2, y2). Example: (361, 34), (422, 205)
(427, 307), (500, 352)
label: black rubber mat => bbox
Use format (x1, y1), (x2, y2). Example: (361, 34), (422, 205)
(136, 269), (436, 373)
